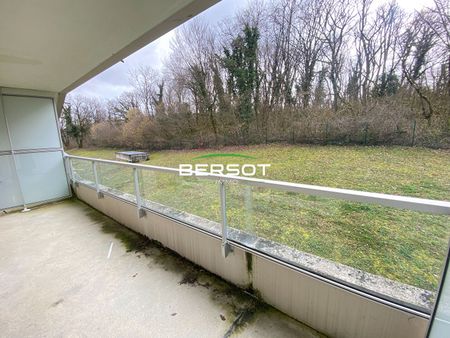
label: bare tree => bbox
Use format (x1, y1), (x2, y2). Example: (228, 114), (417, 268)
(63, 95), (101, 148)
(400, 10), (437, 119)
(321, 0), (356, 111)
(353, 0), (404, 102)
(292, 0), (326, 108)
(107, 91), (139, 122)
(129, 65), (163, 116)
(167, 18), (219, 142)
(72, 0), (450, 150)
(420, 0), (450, 97)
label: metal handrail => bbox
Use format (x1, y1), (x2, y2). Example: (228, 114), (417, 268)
(65, 153), (450, 215)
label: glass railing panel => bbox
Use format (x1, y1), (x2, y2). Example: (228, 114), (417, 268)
(226, 182), (449, 311)
(66, 156), (449, 312)
(70, 158), (95, 185)
(96, 162), (134, 198)
(140, 170), (221, 229)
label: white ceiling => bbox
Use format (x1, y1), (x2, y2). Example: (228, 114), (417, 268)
(0, 0), (217, 93)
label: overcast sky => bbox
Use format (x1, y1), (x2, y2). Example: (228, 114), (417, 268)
(71, 0), (435, 101)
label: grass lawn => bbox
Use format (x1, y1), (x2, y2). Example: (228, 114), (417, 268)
(68, 144), (450, 292)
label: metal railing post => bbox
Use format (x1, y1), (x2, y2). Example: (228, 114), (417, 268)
(66, 157), (72, 181)
(219, 180), (232, 258)
(68, 157), (79, 187)
(92, 161), (103, 198)
(133, 168), (146, 218)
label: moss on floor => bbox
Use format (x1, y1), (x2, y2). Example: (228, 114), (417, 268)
(80, 200), (323, 336)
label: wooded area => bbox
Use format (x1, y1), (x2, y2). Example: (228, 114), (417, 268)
(62, 0), (450, 149)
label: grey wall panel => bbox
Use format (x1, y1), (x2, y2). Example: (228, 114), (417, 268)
(2, 96), (60, 150)
(0, 155), (22, 209)
(15, 151), (69, 205)
(0, 107), (10, 151)
(0, 93), (69, 209)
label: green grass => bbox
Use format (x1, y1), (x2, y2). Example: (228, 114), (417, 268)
(68, 144), (450, 291)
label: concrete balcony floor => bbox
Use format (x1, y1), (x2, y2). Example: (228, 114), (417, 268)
(0, 199), (325, 338)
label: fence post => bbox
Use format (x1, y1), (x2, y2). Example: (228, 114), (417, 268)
(133, 168), (146, 218)
(363, 124), (369, 145)
(219, 180), (232, 258)
(411, 120), (416, 146)
(92, 161), (103, 199)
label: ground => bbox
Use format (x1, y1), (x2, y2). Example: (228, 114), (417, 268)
(0, 200), (324, 337)
(67, 144), (450, 292)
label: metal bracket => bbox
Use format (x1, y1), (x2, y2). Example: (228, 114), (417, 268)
(221, 241), (233, 258)
(97, 191), (104, 199)
(138, 208), (147, 218)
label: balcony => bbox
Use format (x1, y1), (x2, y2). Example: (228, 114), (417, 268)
(1, 0), (450, 336)
(58, 154), (449, 337)
(0, 199), (325, 337)
(1, 147), (450, 338)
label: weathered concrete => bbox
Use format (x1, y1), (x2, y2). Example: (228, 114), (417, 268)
(0, 199), (325, 338)
(72, 182), (430, 338)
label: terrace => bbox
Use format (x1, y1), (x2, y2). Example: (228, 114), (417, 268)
(1, 1), (449, 337)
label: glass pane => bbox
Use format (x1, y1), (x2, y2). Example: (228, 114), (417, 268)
(71, 158), (95, 185)
(226, 183), (449, 311)
(15, 151), (69, 204)
(0, 155), (22, 209)
(0, 104), (10, 151)
(140, 171), (221, 230)
(3, 96), (60, 150)
(429, 248), (450, 337)
(97, 163), (135, 198)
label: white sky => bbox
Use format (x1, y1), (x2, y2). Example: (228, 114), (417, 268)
(71, 0), (435, 101)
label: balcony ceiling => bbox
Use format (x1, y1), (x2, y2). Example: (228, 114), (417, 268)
(0, 0), (217, 93)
